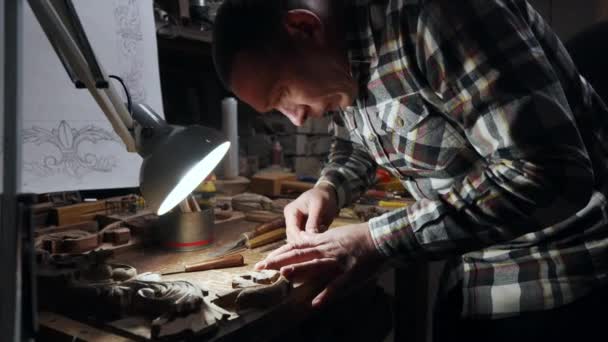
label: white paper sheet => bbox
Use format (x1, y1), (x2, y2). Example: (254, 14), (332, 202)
(21, 0), (164, 193)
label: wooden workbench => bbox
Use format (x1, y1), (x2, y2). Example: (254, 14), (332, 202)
(38, 217), (363, 341)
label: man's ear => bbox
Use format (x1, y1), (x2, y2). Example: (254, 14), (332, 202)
(283, 9), (324, 44)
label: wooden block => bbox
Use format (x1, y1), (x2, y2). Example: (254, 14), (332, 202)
(103, 227), (131, 246)
(35, 221), (99, 238)
(123, 214), (158, 236)
(40, 230), (99, 254)
(52, 201), (107, 226)
(235, 276), (291, 311)
(51, 196), (140, 226)
(151, 309), (216, 339)
(78, 211), (107, 224)
(215, 176), (251, 195)
(232, 270), (280, 289)
(249, 172), (295, 197)
(279, 180), (314, 194)
(39, 311), (132, 342)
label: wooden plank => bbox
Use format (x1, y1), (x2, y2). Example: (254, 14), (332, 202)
(39, 312), (133, 342)
(51, 196), (142, 226)
(54, 201), (107, 219)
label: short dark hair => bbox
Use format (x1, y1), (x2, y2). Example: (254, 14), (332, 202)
(212, 0), (291, 90)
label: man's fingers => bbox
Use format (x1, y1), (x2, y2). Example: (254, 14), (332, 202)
(286, 226), (303, 244)
(260, 247), (325, 270)
(279, 258), (341, 282)
(263, 233), (316, 260)
(304, 201), (323, 233)
(312, 272), (350, 308)
(255, 240), (315, 270)
(284, 205), (305, 232)
(263, 242), (296, 260)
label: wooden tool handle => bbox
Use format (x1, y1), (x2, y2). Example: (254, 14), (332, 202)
(246, 228), (286, 249)
(184, 254), (244, 272)
(245, 211), (282, 223)
(378, 200), (408, 208)
(252, 217), (286, 236)
(280, 180), (314, 193)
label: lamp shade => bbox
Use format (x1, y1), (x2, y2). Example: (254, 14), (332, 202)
(132, 104), (230, 215)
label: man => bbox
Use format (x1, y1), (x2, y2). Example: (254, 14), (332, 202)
(212, 0), (608, 340)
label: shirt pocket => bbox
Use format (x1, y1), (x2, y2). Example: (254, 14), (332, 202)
(379, 93), (470, 175)
(330, 109), (368, 150)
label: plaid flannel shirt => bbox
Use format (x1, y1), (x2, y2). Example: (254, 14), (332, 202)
(317, 0), (608, 318)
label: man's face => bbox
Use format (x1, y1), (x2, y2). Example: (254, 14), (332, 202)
(230, 45), (357, 126)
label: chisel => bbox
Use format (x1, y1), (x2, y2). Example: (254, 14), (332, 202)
(207, 218), (286, 258)
(161, 253), (244, 275)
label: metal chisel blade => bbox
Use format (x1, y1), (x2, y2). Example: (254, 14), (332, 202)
(161, 267), (187, 276)
(207, 237), (247, 258)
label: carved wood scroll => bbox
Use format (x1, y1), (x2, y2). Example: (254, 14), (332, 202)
(38, 230), (100, 254)
(213, 270), (292, 312)
(37, 251), (223, 339)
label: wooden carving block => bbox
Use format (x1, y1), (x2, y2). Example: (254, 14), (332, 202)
(235, 276), (291, 311)
(103, 227), (131, 246)
(123, 214), (158, 236)
(35, 221), (98, 238)
(39, 230), (99, 254)
(232, 270), (281, 289)
(249, 172), (296, 197)
(151, 309), (217, 339)
(52, 201), (107, 225)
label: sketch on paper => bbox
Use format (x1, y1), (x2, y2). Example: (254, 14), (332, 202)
(114, 0), (146, 103)
(21, 0), (163, 193)
(23, 121), (121, 178)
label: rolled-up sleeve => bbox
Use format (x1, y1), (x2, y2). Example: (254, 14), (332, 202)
(317, 111), (377, 208)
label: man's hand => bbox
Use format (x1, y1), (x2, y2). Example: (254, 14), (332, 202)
(255, 222), (383, 308)
(283, 184), (339, 242)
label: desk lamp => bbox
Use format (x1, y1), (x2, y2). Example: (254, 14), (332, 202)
(27, 0), (230, 215)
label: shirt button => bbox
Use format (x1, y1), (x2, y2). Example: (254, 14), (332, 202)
(367, 135), (375, 142)
(395, 117), (404, 128)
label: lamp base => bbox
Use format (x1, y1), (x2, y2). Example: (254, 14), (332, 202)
(153, 206), (214, 252)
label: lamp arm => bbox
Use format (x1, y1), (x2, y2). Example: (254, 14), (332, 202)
(131, 103), (174, 158)
(27, 0), (137, 152)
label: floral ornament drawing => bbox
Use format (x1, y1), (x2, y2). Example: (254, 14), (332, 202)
(114, 0), (146, 103)
(23, 121), (121, 178)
